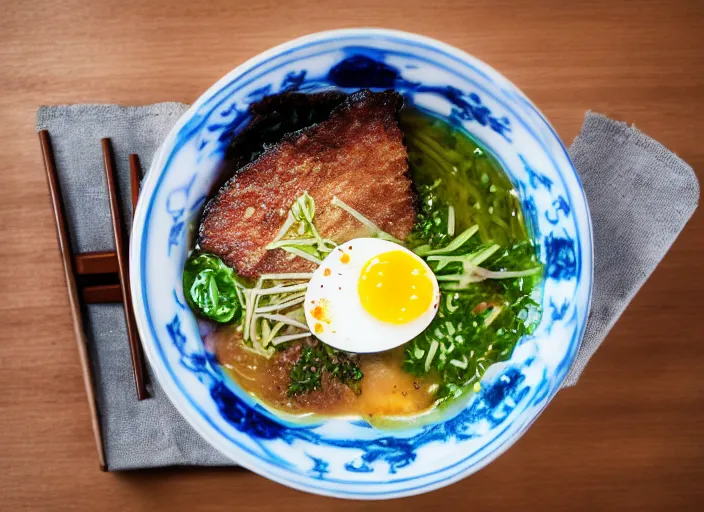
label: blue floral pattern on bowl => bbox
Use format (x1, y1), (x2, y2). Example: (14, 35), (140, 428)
(130, 29), (593, 499)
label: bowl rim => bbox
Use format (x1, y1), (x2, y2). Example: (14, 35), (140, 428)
(130, 27), (594, 499)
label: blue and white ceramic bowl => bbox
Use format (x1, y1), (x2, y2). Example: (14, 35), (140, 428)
(130, 28), (593, 499)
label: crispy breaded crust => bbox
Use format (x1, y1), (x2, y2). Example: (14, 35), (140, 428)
(198, 90), (416, 279)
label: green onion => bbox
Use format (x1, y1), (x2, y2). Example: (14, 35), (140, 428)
(447, 205), (455, 236)
(445, 293), (459, 313)
(425, 339), (439, 372)
(331, 196), (401, 243)
(271, 333), (312, 346)
(449, 357), (468, 369)
(414, 225), (478, 256)
(258, 313), (309, 331)
(267, 192), (336, 264)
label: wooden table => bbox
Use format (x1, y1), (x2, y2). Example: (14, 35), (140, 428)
(1, 0), (702, 509)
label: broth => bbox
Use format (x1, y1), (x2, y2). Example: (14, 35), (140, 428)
(212, 327), (440, 420)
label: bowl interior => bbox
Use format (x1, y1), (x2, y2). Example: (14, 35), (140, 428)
(130, 29), (592, 499)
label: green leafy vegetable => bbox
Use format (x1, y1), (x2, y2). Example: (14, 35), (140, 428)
(404, 181), (542, 399)
(288, 344), (363, 397)
(183, 252), (242, 323)
(400, 108), (544, 400)
(404, 279), (541, 399)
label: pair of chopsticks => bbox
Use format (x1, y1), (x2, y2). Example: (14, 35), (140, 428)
(102, 142), (148, 401)
(39, 132), (149, 409)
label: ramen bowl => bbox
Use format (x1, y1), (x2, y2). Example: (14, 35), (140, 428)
(130, 28), (592, 499)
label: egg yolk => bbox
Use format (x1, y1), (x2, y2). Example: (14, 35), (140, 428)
(358, 250), (434, 324)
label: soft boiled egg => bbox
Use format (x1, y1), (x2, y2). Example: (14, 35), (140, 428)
(304, 238), (440, 353)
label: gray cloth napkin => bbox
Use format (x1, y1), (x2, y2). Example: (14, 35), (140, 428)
(36, 105), (699, 470)
(563, 113), (698, 384)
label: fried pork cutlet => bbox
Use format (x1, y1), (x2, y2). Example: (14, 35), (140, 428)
(198, 89), (416, 279)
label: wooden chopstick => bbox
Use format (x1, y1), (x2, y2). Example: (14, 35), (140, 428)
(82, 284), (123, 304)
(73, 154), (141, 279)
(129, 154), (142, 213)
(75, 251), (119, 275)
(39, 130), (107, 470)
(102, 139), (149, 401)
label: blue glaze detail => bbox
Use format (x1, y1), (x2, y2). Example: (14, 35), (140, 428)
(167, 222), (184, 255)
(173, 290), (187, 310)
(247, 84), (273, 99)
(281, 70), (307, 91)
(520, 155), (553, 191)
(328, 54), (400, 88)
(166, 315), (188, 356)
(189, 194), (208, 214)
(549, 298), (569, 321)
(545, 195), (571, 224)
(545, 232), (577, 280)
(412, 84), (512, 141)
(165, 175), (196, 255)
(350, 420), (374, 428)
(517, 180), (541, 238)
(216, 109), (250, 144)
(220, 102), (238, 117)
(529, 367), (552, 405)
(308, 455), (330, 478)
(211, 381), (286, 441)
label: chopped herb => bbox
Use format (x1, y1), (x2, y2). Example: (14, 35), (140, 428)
(404, 182), (542, 398)
(400, 108), (544, 400)
(288, 344), (363, 396)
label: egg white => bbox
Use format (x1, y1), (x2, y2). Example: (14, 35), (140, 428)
(303, 238), (440, 353)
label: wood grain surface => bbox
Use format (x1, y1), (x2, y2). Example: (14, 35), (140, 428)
(1, 0), (703, 510)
